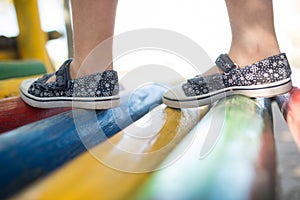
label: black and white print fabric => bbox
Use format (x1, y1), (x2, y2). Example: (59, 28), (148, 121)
(215, 53), (238, 72)
(28, 59), (119, 98)
(183, 53), (292, 96)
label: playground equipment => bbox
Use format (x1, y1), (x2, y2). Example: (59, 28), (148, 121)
(0, 85), (166, 199)
(0, 0), (68, 98)
(0, 1), (299, 200)
(5, 95), (278, 200)
(276, 87), (300, 151)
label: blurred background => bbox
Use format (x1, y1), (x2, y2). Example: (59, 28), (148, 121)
(0, 0), (300, 85)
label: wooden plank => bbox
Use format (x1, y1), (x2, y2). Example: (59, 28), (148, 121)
(133, 96), (276, 200)
(0, 60), (46, 80)
(0, 97), (71, 134)
(0, 84), (166, 199)
(11, 105), (209, 200)
(0, 75), (41, 99)
(276, 87), (300, 151)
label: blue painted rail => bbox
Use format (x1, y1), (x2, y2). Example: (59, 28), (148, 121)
(0, 84), (166, 199)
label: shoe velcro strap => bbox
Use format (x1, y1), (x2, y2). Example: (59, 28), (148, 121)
(215, 54), (238, 73)
(55, 59), (72, 89)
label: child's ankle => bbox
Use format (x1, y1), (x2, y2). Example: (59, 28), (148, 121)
(228, 45), (281, 67)
(69, 61), (113, 80)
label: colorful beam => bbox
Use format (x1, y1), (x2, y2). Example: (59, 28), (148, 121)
(0, 84), (165, 199)
(276, 87), (300, 151)
(0, 97), (71, 134)
(0, 75), (41, 99)
(11, 105), (208, 200)
(133, 96), (276, 200)
(0, 60), (46, 80)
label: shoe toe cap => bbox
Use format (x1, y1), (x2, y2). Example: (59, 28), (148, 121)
(20, 78), (37, 93)
(163, 84), (187, 100)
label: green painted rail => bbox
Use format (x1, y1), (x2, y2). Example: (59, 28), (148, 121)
(0, 60), (46, 80)
(133, 95), (276, 200)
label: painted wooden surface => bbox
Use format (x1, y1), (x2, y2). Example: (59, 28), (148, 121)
(0, 49), (18, 60)
(0, 60), (46, 80)
(276, 87), (300, 151)
(11, 104), (208, 200)
(0, 97), (71, 134)
(0, 84), (166, 199)
(0, 75), (40, 99)
(133, 96), (276, 200)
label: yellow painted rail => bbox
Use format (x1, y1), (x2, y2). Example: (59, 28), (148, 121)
(13, 0), (54, 72)
(0, 75), (40, 99)
(12, 105), (208, 200)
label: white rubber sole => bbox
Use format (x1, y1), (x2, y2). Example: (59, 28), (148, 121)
(20, 89), (120, 110)
(163, 78), (292, 108)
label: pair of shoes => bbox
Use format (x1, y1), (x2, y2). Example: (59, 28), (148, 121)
(162, 53), (292, 108)
(20, 59), (120, 110)
(20, 53), (292, 110)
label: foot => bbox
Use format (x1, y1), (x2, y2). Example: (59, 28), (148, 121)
(20, 59), (120, 110)
(163, 53), (292, 108)
(45, 59), (113, 83)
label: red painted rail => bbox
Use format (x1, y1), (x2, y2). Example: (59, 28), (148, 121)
(0, 96), (71, 134)
(276, 87), (300, 151)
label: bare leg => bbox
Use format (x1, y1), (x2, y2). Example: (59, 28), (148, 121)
(48, 0), (118, 82)
(226, 0), (280, 67)
(163, 0), (292, 108)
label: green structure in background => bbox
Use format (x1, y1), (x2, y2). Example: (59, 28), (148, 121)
(0, 60), (46, 80)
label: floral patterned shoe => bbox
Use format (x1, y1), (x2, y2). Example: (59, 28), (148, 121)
(20, 59), (120, 109)
(163, 53), (292, 108)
